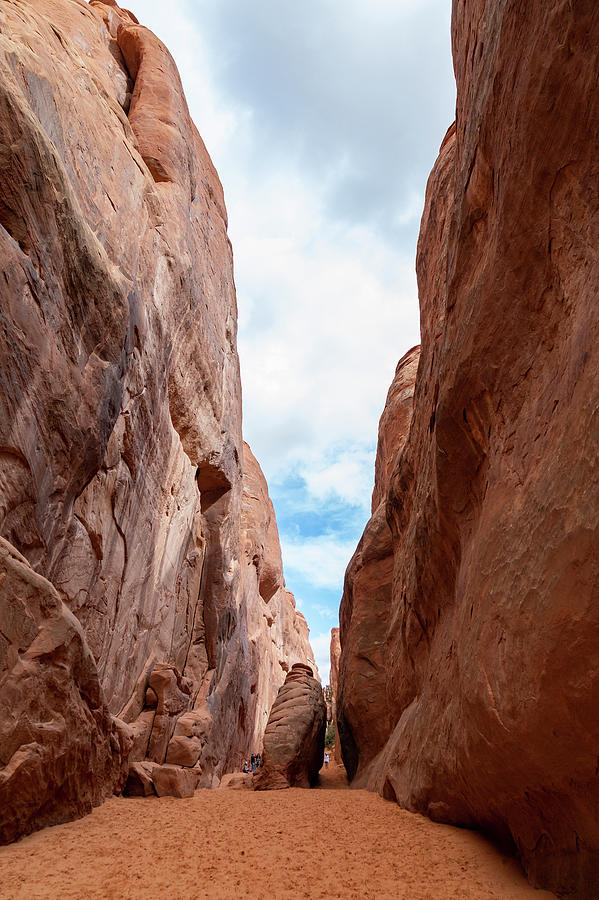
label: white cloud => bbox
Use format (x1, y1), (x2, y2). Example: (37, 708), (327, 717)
(192, 0), (455, 235)
(299, 445), (376, 510)
(281, 534), (357, 591)
(310, 631), (335, 686)
(235, 191), (420, 481)
(314, 605), (337, 619)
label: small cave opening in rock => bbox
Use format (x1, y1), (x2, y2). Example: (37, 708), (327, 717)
(195, 461), (231, 512)
(382, 778), (397, 802)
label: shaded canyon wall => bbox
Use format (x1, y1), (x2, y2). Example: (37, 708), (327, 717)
(337, 346), (419, 778)
(337, 2), (599, 897)
(329, 627), (341, 763)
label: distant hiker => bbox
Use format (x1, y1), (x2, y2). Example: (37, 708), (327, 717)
(243, 760), (248, 773)
(324, 752), (329, 767)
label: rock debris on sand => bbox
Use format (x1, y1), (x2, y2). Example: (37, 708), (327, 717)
(0, 765), (555, 900)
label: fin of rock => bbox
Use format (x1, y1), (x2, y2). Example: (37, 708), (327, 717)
(329, 627), (341, 764)
(336, 4), (599, 898)
(0, 1), (314, 838)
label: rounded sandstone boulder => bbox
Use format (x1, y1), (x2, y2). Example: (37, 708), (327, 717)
(253, 664), (326, 791)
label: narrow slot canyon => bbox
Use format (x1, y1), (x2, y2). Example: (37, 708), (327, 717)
(1, 2), (598, 899)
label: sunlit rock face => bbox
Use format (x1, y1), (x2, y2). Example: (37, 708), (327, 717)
(329, 627), (341, 764)
(240, 443), (319, 757)
(0, 0), (240, 721)
(0, 0), (315, 838)
(337, 3), (599, 897)
(120, 445), (316, 799)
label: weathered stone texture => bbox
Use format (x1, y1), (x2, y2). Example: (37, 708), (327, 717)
(152, 764), (199, 799)
(0, 0), (316, 838)
(337, 3), (599, 897)
(239, 443), (318, 761)
(329, 628), (341, 764)
(0, 0), (240, 730)
(254, 664), (327, 791)
(0, 537), (128, 843)
(371, 347), (420, 513)
(125, 761), (159, 798)
(337, 347), (419, 780)
(219, 772), (253, 791)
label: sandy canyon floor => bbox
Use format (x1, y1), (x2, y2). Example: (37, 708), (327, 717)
(0, 763), (555, 899)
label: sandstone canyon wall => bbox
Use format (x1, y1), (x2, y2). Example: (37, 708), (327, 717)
(0, 536), (129, 842)
(121, 442), (316, 799)
(0, 0), (314, 840)
(240, 443), (318, 755)
(337, 3), (599, 897)
(337, 346), (419, 780)
(329, 627), (341, 763)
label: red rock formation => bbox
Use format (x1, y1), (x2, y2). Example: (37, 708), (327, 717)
(371, 348), (420, 513)
(151, 764), (199, 799)
(0, 1), (316, 837)
(329, 628), (342, 764)
(337, 347), (419, 779)
(254, 664), (327, 790)
(219, 772), (253, 791)
(337, 4), (599, 897)
(125, 762), (158, 797)
(121, 442), (316, 795)
(0, 538), (129, 843)
(240, 443), (318, 759)
(0, 0), (239, 716)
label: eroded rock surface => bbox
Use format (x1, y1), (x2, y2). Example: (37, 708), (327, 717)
(337, 4), (599, 897)
(239, 443), (318, 760)
(337, 347), (419, 780)
(152, 764), (199, 799)
(0, 0), (239, 734)
(125, 762), (159, 798)
(219, 772), (253, 791)
(254, 664), (326, 791)
(0, 537), (128, 843)
(0, 1), (316, 837)
(329, 628), (341, 764)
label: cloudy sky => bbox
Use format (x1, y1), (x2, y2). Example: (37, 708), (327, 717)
(127, 0), (456, 681)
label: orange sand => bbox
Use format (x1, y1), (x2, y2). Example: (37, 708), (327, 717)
(0, 764), (555, 899)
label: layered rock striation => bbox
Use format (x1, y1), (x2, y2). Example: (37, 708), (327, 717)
(337, 3), (599, 897)
(254, 664), (327, 791)
(0, 0), (315, 837)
